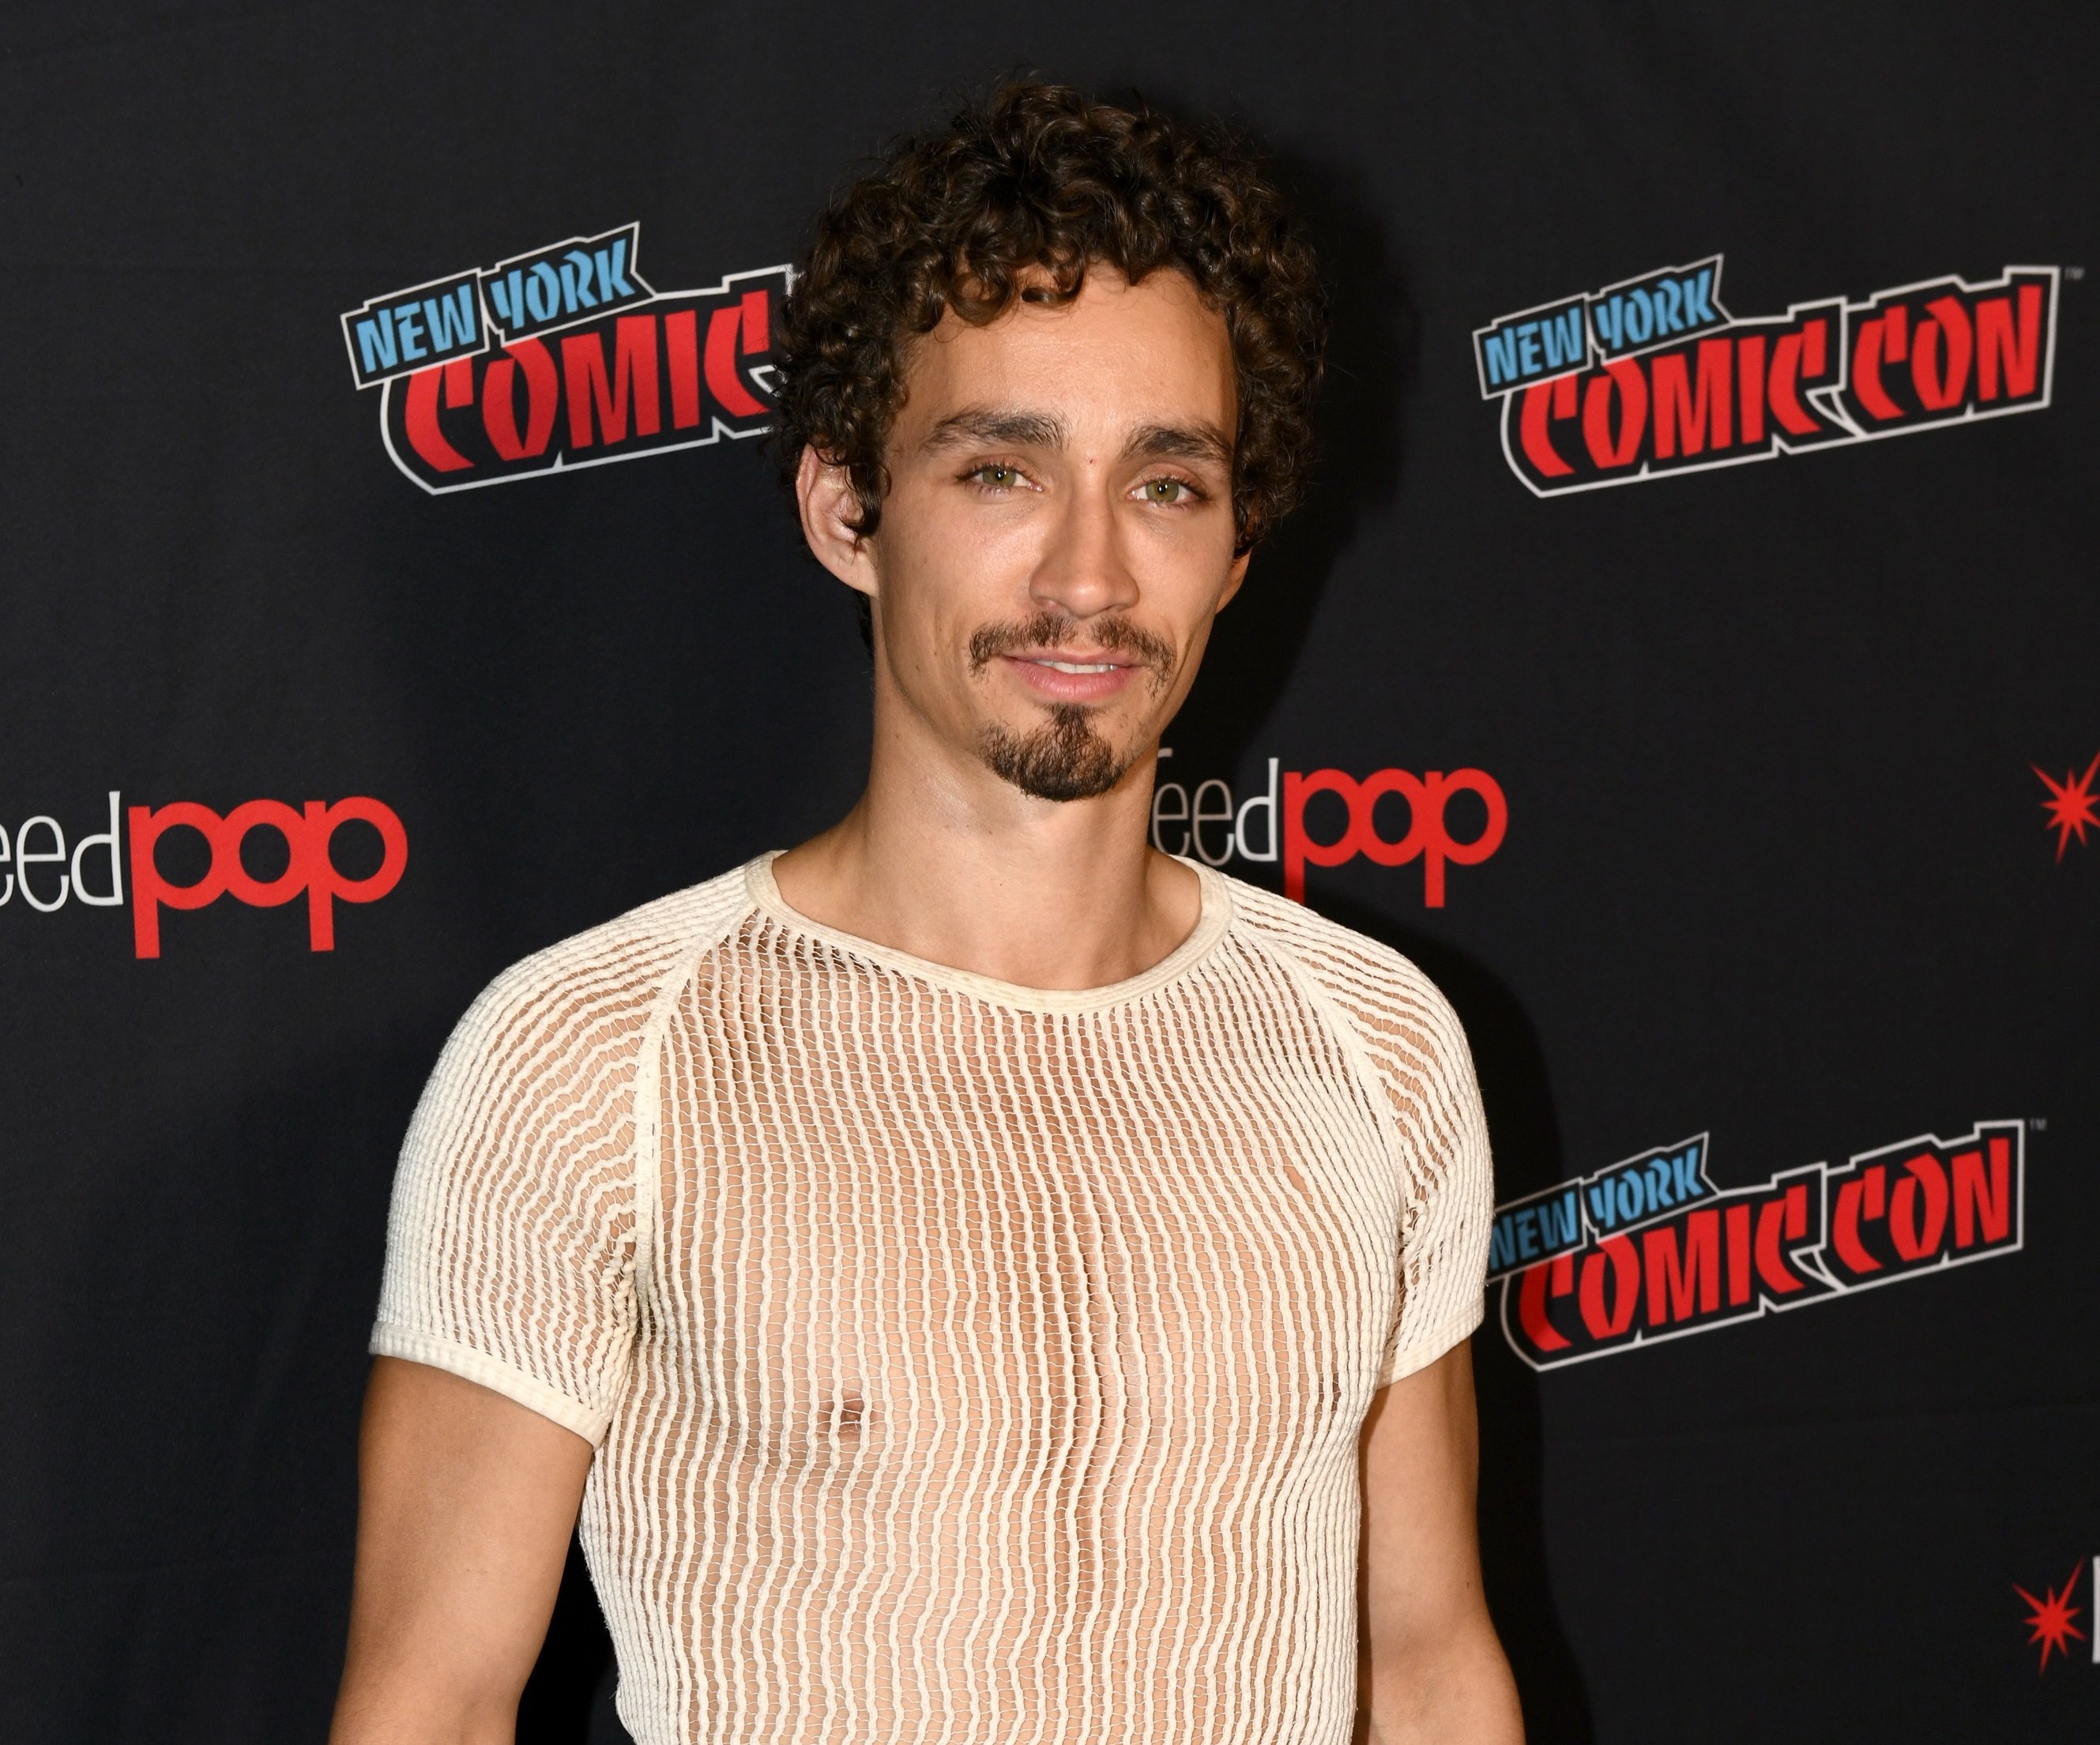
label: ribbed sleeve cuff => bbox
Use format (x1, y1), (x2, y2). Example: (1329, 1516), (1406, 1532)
(1376, 1296), (1485, 1389)
(369, 1322), (611, 1445)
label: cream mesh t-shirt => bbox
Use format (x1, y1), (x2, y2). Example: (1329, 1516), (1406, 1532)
(372, 853), (1493, 1745)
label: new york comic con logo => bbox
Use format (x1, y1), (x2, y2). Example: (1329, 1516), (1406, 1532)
(1489, 1120), (2024, 1368)
(341, 223), (788, 492)
(1473, 257), (2060, 495)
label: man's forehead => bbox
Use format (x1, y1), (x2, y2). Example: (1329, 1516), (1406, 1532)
(898, 265), (1236, 436)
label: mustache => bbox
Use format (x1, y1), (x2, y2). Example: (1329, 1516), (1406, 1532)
(967, 611), (1176, 679)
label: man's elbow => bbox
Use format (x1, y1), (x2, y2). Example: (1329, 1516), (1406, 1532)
(1361, 1611), (1525, 1744)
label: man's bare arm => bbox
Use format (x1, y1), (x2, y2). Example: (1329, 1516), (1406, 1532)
(329, 1356), (595, 1745)
(1358, 1342), (1524, 1744)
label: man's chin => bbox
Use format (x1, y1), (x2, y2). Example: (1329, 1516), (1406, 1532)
(978, 705), (1135, 803)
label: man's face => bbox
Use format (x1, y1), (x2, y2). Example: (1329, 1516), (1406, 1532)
(845, 265), (1247, 803)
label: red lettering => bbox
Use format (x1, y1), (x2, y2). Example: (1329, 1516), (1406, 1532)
(1768, 322), (1827, 437)
(1518, 376), (1577, 478)
(1644, 1209), (1721, 1323)
(1518, 1254), (1575, 1352)
(1725, 1202), (1752, 1306)
(1421, 770), (1507, 907)
(1581, 359), (1647, 468)
(1953, 1138), (2012, 1247)
(666, 309), (702, 429)
(482, 340), (559, 461)
(1978, 284), (2045, 400)
(301, 798), (409, 951)
(706, 302), (767, 418)
(740, 288), (770, 355)
(1652, 340), (1732, 459)
(1736, 334), (1766, 445)
(1850, 316), (1905, 422)
(401, 359), (474, 472)
(1888, 1150), (1950, 1261)
(1882, 304), (1910, 363)
(1281, 769), (1358, 902)
(1281, 767), (1507, 905)
(1910, 295), (1973, 411)
(128, 802), (227, 959)
(563, 317), (662, 448)
(1833, 1164), (1886, 1275)
(217, 800), (309, 910)
(1578, 1235), (1640, 1340)
(127, 797), (408, 958)
(1754, 1184), (1810, 1295)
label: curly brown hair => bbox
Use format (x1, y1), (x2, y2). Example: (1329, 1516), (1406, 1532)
(772, 79), (1327, 559)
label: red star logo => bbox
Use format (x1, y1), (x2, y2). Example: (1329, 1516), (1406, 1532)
(2015, 1562), (2087, 1672)
(2034, 751), (2100, 862)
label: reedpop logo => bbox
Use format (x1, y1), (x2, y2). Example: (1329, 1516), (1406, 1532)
(0, 792), (407, 957)
(1152, 752), (1507, 906)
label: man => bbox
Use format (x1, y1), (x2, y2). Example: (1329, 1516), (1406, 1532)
(332, 81), (1522, 1745)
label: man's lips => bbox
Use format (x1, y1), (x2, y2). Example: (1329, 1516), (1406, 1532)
(1011, 648), (1138, 672)
(998, 649), (1146, 701)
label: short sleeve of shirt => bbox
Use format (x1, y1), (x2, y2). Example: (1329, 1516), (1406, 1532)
(370, 950), (657, 1445)
(1357, 973), (1494, 1386)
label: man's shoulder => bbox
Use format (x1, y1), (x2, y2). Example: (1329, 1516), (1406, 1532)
(1214, 867), (1470, 1059)
(445, 860), (758, 1070)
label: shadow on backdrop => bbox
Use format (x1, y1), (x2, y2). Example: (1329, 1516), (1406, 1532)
(1312, 889), (1592, 1744)
(1164, 141), (1413, 770)
(517, 139), (1589, 1745)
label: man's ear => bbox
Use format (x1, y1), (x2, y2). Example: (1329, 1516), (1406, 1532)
(1215, 548), (1253, 615)
(796, 446), (878, 598)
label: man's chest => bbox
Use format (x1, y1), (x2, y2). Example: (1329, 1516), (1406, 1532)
(638, 1000), (1402, 1462)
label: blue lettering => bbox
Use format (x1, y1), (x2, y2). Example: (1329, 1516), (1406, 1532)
(1673, 1145), (1705, 1202)
(525, 261), (563, 325)
(1592, 296), (1624, 351)
(1655, 279), (1684, 335)
(594, 236), (636, 300)
(353, 314), (397, 376)
(1624, 288), (1654, 344)
(487, 268), (522, 328)
(562, 250), (600, 312)
(1515, 322), (1541, 375)
(1490, 1217), (1518, 1273)
(421, 285), (478, 354)
(1483, 329), (1519, 386)
(1541, 307), (1583, 370)
(1647, 1156), (1674, 1208)
(1586, 1178), (1619, 1230)
(1515, 1206), (1540, 1258)
(1547, 1188), (1582, 1249)
(393, 303), (427, 361)
(1682, 268), (1718, 326)
(556, 257), (586, 314)
(1616, 1174), (1643, 1226)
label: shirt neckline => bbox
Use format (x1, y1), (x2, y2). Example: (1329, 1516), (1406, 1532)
(743, 849), (1233, 1015)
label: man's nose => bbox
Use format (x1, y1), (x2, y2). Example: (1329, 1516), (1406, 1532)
(1026, 474), (1140, 622)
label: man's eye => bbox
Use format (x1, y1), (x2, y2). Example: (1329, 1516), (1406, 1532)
(970, 463), (1021, 488)
(1142, 476), (1195, 503)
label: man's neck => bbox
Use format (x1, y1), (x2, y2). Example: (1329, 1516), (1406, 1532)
(770, 727), (1201, 995)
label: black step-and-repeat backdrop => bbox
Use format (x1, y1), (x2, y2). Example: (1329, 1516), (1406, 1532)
(4, 3), (2095, 1739)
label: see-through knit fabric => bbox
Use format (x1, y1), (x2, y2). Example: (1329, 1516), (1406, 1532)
(373, 855), (1492, 1745)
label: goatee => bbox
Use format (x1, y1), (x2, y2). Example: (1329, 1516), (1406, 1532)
(979, 706), (1127, 802)
(967, 611), (1172, 803)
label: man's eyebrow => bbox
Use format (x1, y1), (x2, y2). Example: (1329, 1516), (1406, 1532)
(919, 408), (1069, 454)
(1120, 421), (1235, 468)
